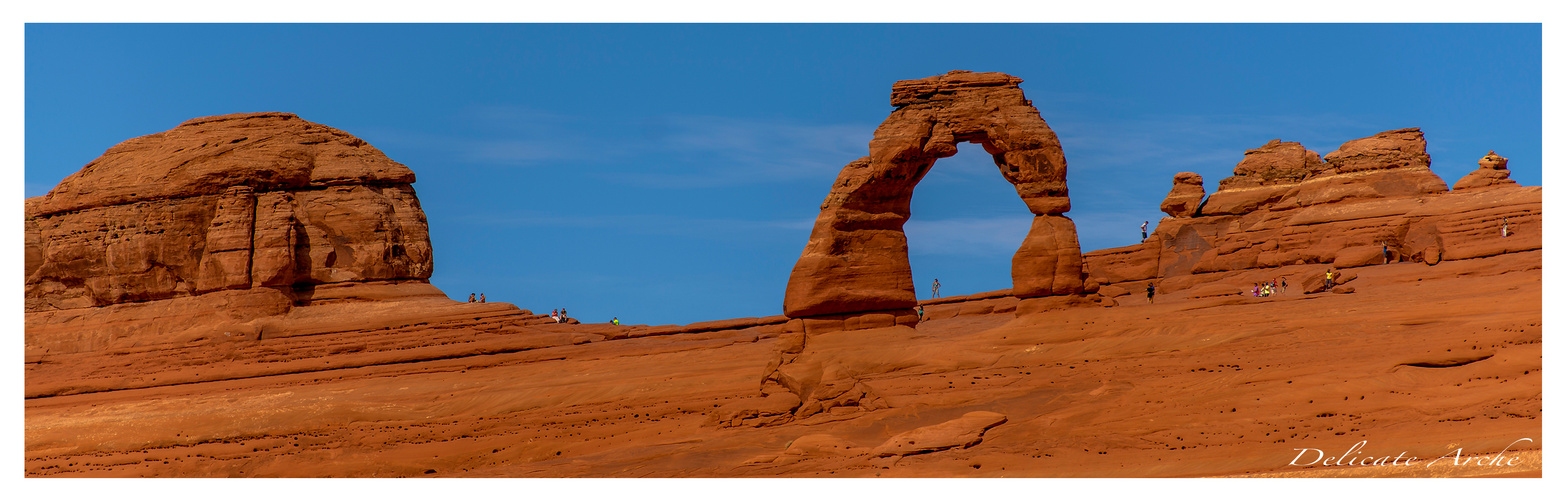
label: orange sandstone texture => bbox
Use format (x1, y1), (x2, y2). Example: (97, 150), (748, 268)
(1084, 128), (1540, 300)
(24, 112), (441, 356)
(784, 71), (1083, 322)
(1160, 172), (1205, 218)
(1201, 139), (1324, 215)
(24, 252), (1541, 478)
(26, 112), (431, 311)
(1453, 151), (1520, 191)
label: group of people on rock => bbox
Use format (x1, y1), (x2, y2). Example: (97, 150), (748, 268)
(1252, 277), (1287, 297)
(464, 297), (605, 325)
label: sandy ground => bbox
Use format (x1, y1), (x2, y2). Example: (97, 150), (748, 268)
(24, 250), (1541, 478)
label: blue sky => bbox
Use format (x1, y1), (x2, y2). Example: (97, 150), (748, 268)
(23, 23), (1543, 326)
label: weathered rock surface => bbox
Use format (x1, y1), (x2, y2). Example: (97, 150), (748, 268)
(25, 112), (442, 355)
(1185, 283), (1241, 299)
(1454, 151), (1520, 190)
(871, 411), (1007, 457)
(1086, 129), (1539, 300)
(1010, 215), (1085, 298)
(784, 70), (1082, 323)
(1201, 130), (1449, 216)
(1293, 128), (1449, 208)
(1160, 172), (1205, 217)
(26, 112), (432, 314)
(28, 245), (1541, 478)
(1202, 140), (1323, 215)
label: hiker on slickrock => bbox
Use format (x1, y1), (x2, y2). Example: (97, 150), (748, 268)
(1146, 282), (1156, 303)
(468, 293), (476, 303)
(932, 279), (941, 300)
(479, 293), (485, 303)
(1141, 220), (1149, 241)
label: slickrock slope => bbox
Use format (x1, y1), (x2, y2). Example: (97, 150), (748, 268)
(25, 252), (1540, 477)
(24, 107), (1540, 478)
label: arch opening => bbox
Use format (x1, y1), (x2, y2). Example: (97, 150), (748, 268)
(782, 70), (1086, 325)
(906, 142), (1035, 301)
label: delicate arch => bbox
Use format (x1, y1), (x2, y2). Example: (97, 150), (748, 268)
(783, 71), (1084, 319)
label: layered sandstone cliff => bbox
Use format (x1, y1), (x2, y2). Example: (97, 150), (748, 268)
(24, 112), (452, 354)
(1086, 134), (1540, 296)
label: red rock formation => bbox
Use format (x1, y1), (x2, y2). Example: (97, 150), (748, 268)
(783, 71), (1083, 323)
(1201, 139), (1323, 215)
(1293, 128), (1449, 207)
(869, 411), (1007, 457)
(1201, 130), (1449, 216)
(25, 112), (443, 354)
(1085, 129), (1540, 300)
(1454, 151), (1520, 190)
(1160, 172), (1205, 217)
(26, 112), (431, 311)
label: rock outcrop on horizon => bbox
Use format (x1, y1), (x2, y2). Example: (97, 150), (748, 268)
(1294, 127), (1450, 207)
(1198, 130), (1450, 216)
(1160, 172), (1205, 217)
(782, 70), (1084, 329)
(1454, 150), (1520, 190)
(1200, 139), (1324, 215)
(1084, 128), (1540, 298)
(25, 112), (446, 354)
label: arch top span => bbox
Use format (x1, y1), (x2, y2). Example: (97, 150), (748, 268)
(783, 71), (1085, 321)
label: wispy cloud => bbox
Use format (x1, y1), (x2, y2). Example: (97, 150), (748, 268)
(362, 107), (879, 188)
(455, 210), (813, 243)
(355, 106), (606, 166)
(1057, 112), (1381, 176)
(614, 115), (874, 188)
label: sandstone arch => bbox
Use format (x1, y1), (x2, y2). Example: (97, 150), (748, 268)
(783, 71), (1084, 322)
